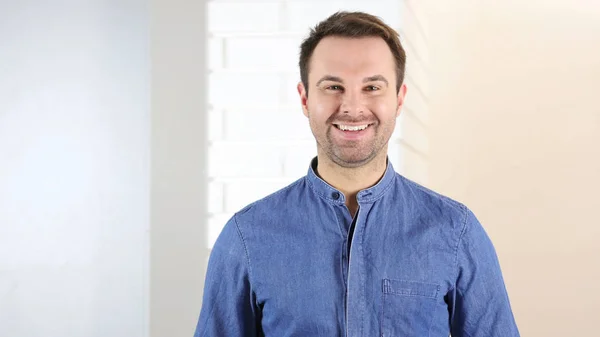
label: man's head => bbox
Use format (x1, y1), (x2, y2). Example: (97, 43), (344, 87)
(297, 11), (408, 168)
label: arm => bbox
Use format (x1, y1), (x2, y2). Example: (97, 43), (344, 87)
(194, 215), (261, 337)
(449, 208), (520, 337)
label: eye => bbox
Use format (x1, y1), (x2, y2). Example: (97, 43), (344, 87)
(365, 85), (379, 91)
(327, 85), (343, 91)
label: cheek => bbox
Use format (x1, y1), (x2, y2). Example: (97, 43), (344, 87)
(367, 98), (397, 120)
(312, 95), (339, 111)
(308, 96), (339, 120)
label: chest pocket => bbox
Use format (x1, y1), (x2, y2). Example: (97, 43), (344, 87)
(381, 279), (440, 337)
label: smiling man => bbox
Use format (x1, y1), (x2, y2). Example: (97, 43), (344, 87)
(195, 11), (520, 337)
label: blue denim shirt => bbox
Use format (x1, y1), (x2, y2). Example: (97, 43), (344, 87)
(195, 158), (520, 336)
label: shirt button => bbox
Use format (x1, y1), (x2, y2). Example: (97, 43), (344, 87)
(331, 191), (340, 200)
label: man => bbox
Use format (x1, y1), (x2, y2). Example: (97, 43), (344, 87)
(195, 11), (520, 337)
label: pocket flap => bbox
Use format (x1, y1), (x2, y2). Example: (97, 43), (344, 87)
(382, 279), (440, 299)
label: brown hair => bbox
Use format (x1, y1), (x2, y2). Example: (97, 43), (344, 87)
(299, 11), (406, 95)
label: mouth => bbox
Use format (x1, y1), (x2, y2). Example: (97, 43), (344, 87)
(333, 123), (373, 131)
(332, 123), (374, 140)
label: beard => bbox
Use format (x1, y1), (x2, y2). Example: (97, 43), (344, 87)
(307, 108), (397, 169)
(314, 121), (394, 169)
(324, 132), (380, 168)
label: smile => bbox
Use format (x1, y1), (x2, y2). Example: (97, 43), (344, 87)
(333, 123), (372, 131)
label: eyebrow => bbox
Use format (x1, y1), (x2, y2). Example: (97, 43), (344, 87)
(363, 75), (388, 86)
(315, 74), (389, 87)
(316, 75), (343, 87)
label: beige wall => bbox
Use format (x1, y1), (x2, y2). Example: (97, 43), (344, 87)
(425, 0), (600, 335)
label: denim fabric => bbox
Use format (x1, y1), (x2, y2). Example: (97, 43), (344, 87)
(195, 158), (520, 337)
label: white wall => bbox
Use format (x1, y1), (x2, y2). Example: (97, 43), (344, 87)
(0, 1), (149, 336)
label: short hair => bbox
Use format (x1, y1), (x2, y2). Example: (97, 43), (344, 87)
(299, 11), (406, 95)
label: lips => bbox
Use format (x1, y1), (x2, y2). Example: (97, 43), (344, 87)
(333, 123), (374, 131)
(334, 123), (370, 131)
(331, 122), (374, 140)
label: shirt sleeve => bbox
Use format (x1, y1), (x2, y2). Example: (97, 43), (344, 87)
(449, 207), (520, 337)
(194, 215), (261, 337)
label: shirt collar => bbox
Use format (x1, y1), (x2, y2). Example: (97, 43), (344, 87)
(306, 156), (397, 204)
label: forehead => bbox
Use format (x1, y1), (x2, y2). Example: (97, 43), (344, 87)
(309, 36), (396, 82)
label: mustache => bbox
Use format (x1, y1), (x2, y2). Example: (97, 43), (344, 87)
(326, 116), (377, 124)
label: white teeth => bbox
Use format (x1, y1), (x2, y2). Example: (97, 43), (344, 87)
(337, 124), (369, 131)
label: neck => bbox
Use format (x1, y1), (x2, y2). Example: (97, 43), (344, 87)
(315, 149), (388, 216)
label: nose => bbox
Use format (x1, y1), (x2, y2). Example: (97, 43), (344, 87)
(340, 89), (365, 115)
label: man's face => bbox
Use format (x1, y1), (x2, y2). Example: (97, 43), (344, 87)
(298, 36), (407, 168)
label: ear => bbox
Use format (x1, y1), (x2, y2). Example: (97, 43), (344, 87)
(396, 83), (407, 118)
(297, 82), (309, 117)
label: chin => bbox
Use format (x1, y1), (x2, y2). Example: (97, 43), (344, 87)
(331, 152), (377, 168)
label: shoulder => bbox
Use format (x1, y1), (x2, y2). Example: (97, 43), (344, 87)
(231, 176), (309, 225)
(394, 173), (470, 229)
(213, 177), (307, 255)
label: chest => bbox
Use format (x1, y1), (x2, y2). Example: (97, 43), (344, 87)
(252, 211), (456, 336)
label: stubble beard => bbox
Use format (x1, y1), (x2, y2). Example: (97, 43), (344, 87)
(308, 111), (396, 169)
(321, 124), (383, 169)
